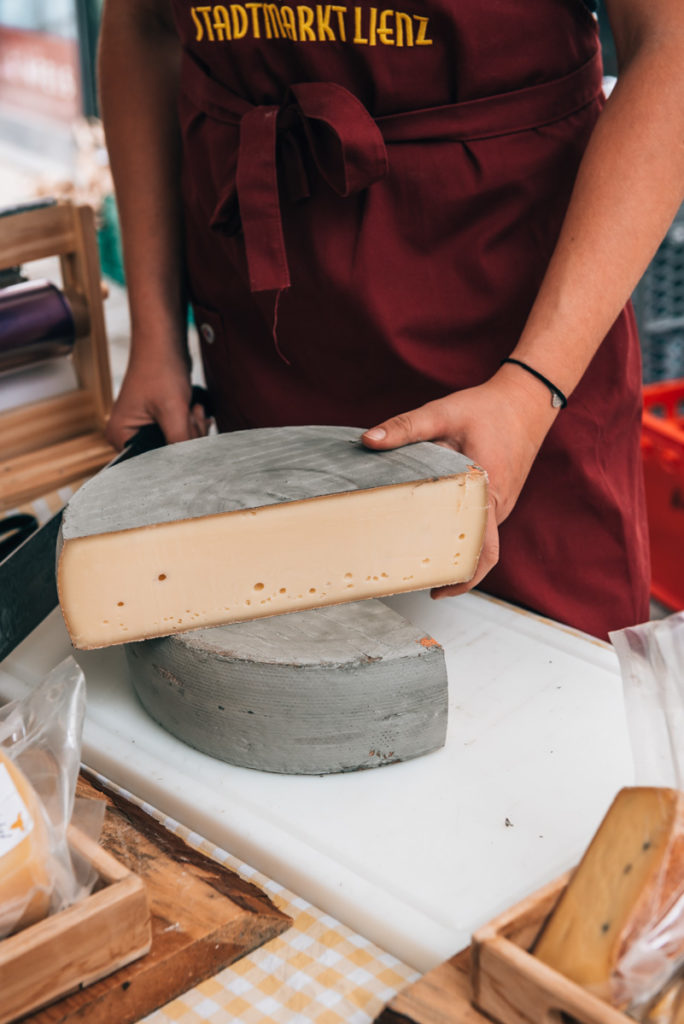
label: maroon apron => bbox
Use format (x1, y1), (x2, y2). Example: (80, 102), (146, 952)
(170, 0), (650, 640)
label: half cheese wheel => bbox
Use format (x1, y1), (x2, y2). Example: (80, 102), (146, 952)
(0, 750), (52, 936)
(125, 598), (448, 774)
(58, 426), (488, 650)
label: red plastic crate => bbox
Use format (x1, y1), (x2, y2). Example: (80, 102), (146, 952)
(642, 379), (684, 609)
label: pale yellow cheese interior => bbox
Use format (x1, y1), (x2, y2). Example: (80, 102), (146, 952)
(0, 751), (52, 937)
(58, 473), (487, 649)
(534, 787), (684, 1005)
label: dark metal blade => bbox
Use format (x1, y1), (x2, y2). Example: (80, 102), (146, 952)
(0, 422), (167, 662)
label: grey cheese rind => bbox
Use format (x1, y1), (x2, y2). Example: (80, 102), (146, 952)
(125, 600), (448, 775)
(60, 425), (481, 533)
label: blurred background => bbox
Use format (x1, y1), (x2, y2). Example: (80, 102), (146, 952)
(0, 0), (101, 197)
(0, 0), (682, 615)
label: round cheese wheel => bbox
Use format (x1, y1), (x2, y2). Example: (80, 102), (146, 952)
(0, 750), (52, 936)
(126, 599), (448, 774)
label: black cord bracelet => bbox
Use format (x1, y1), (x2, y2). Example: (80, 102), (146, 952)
(500, 358), (568, 409)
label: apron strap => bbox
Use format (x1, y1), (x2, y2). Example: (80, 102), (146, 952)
(235, 105), (291, 292)
(181, 48), (602, 294)
(378, 51), (603, 142)
(233, 84), (388, 292)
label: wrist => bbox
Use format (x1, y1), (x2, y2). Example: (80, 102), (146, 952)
(128, 337), (191, 378)
(500, 358), (567, 409)
(128, 312), (189, 362)
(488, 362), (562, 442)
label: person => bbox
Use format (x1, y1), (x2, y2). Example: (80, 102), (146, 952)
(98, 0), (684, 640)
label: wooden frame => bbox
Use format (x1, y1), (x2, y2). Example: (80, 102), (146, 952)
(0, 825), (151, 1024)
(1, 202), (116, 509)
(471, 873), (632, 1024)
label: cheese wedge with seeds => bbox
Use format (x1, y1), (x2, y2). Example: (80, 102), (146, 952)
(534, 787), (684, 1008)
(57, 425), (488, 649)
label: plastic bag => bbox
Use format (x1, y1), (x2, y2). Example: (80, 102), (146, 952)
(612, 613), (684, 791)
(0, 656), (104, 938)
(610, 613), (684, 1019)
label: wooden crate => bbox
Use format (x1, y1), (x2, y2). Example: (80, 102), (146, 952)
(18, 773), (292, 1024)
(0, 201), (116, 511)
(0, 824), (151, 1024)
(378, 876), (646, 1024)
(471, 873), (631, 1024)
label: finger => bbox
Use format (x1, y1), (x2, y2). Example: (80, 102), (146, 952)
(105, 416), (142, 452)
(154, 399), (197, 445)
(190, 401), (210, 437)
(430, 510), (499, 598)
(361, 401), (449, 450)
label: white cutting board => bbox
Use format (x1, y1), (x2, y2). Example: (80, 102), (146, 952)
(0, 591), (634, 971)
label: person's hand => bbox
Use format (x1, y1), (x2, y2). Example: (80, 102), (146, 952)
(105, 348), (209, 450)
(361, 364), (560, 596)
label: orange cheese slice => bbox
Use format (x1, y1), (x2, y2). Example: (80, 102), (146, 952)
(0, 749), (52, 936)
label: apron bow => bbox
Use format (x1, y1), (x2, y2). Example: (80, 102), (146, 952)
(208, 82), (388, 292)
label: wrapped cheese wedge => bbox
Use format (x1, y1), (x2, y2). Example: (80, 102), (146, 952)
(0, 658), (99, 939)
(0, 750), (52, 936)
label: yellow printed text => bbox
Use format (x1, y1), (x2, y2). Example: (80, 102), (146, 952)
(190, 3), (433, 45)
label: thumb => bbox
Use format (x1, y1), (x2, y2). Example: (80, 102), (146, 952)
(154, 397), (197, 446)
(361, 403), (446, 450)
(190, 401), (210, 438)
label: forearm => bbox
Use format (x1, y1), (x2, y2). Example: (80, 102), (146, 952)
(98, 0), (187, 363)
(504, 7), (684, 403)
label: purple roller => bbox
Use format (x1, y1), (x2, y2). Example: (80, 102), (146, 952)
(0, 279), (75, 372)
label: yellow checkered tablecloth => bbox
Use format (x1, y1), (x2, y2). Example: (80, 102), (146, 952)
(91, 773), (420, 1024)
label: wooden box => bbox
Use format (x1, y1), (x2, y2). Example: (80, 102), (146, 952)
(0, 824), (151, 1024)
(0, 201), (116, 512)
(471, 873), (631, 1024)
